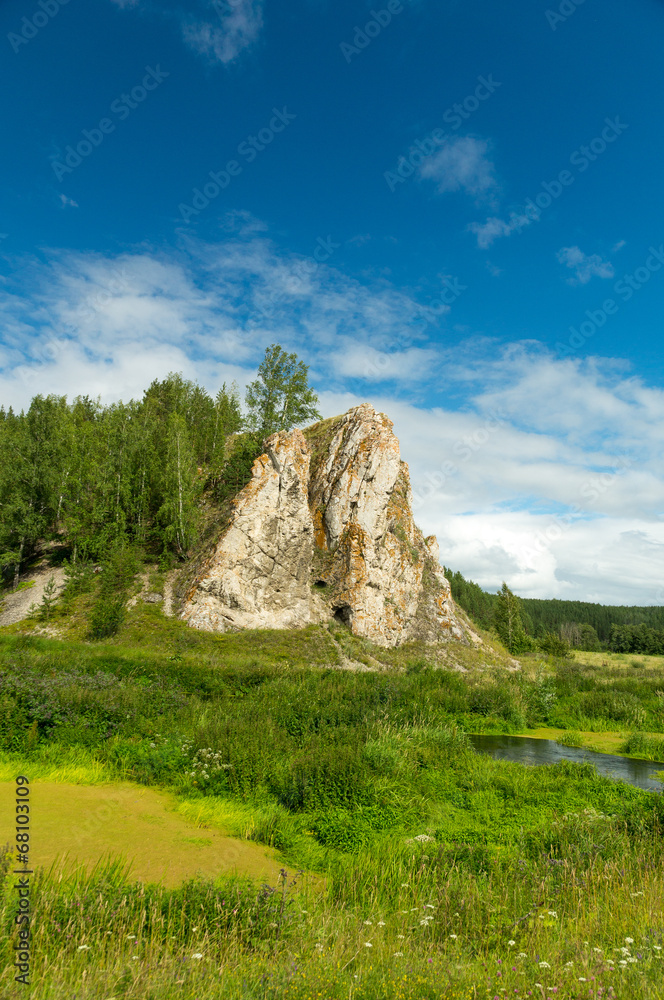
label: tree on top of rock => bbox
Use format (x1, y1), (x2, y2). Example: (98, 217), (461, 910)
(245, 344), (321, 439)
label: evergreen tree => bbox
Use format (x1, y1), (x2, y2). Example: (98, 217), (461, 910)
(494, 582), (531, 654)
(245, 344), (321, 439)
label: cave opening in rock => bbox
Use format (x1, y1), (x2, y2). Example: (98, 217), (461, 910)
(333, 604), (353, 627)
(314, 579), (328, 589)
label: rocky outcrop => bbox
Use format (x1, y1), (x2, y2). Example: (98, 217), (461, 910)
(180, 404), (478, 647)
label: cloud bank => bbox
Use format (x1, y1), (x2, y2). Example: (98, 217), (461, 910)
(1, 234), (662, 605)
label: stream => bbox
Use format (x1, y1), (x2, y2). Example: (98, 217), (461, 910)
(469, 734), (664, 794)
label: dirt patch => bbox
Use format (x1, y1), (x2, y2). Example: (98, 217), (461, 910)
(0, 564), (66, 628)
(0, 781), (286, 887)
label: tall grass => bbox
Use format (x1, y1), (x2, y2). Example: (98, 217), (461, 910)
(2, 629), (664, 996)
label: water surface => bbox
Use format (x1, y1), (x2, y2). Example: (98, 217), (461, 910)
(469, 734), (664, 794)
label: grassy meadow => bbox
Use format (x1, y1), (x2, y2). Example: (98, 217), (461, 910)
(1, 594), (664, 998)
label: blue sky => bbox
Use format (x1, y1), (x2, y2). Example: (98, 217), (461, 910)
(1, 0), (663, 604)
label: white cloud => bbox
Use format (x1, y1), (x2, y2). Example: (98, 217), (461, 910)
(468, 212), (533, 248)
(59, 194), (78, 209)
(557, 245), (614, 285)
(109, 0), (264, 65)
(0, 235), (442, 410)
(2, 240), (663, 605)
(183, 0), (264, 65)
(419, 137), (497, 200)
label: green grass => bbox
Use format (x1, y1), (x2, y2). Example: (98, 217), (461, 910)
(3, 617), (664, 997)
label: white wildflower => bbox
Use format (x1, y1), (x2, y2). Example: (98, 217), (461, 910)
(77, 945), (90, 951)
(508, 940), (516, 947)
(394, 951), (403, 957)
(364, 942), (372, 948)
(191, 953), (203, 960)
(538, 961), (550, 968)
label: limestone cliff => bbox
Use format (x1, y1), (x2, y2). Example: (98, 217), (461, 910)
(180, 404), (478, 648)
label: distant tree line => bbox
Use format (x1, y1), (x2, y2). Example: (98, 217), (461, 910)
(444, 566), (664, 655)
(0, 345), (320, 586)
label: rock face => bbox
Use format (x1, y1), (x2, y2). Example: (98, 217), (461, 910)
(180, 404), (476, 647)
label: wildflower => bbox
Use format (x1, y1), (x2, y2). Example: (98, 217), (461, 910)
(654, 945), (662, 951)
(618, 961), (627, 967)
(538, 961), (550, 969)
(518, 953), (527, 959)
(126, 935), (136, 940)
(191, 953), (203, 960)
(593, 947), (602, 953)
(579, 977), (587, 982)
(363, 920), (373, 926)
(394, 951), (404, 957)
(547, 911), (557, 918)
(425, 904), (435, 909)
(397, 934), (405, 939)
(132, 956), (139, 960)
(627, 957), (637, 963)
(315, 944), (323, 951)
(364, 942), (372, 948)
(401, 883), (409, 887)
(378, 921), (386, 926)
(565, 961), (573, 967)
(450, 933), (458, 939)
(508, 940), (516, 947)
(625, 937), (634, 944)
(77, 945), (90, 951)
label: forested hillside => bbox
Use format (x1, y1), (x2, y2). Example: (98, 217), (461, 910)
(445, 566), (664, 653)
(0, 345), (321, 589)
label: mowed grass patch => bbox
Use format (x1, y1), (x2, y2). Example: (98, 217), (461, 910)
(0, 780), (286, 887)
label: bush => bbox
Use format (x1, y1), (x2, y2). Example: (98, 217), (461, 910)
(538, 632), (573, 658)
(88, 595), (126, 639)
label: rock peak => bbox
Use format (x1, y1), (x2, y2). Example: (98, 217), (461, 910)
(180, 407), (477, 647)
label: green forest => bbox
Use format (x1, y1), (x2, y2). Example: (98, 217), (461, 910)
(0, 345), (321, 590)
(445, 567), (664, 655)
